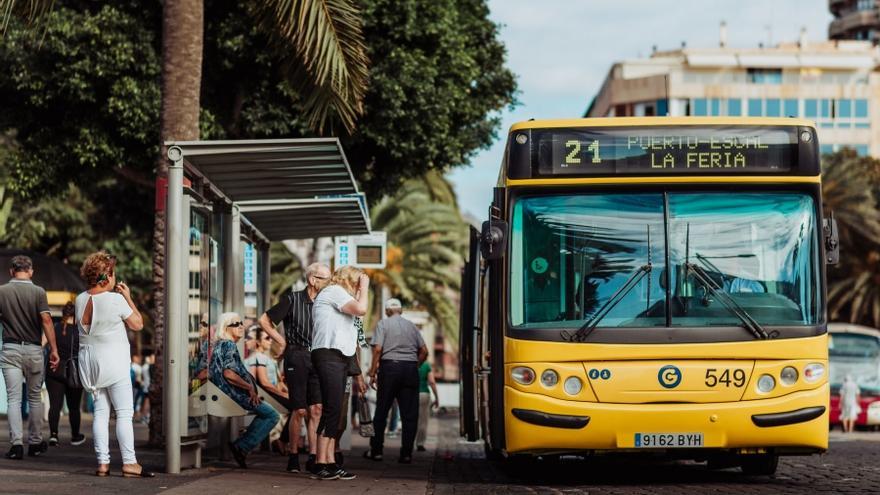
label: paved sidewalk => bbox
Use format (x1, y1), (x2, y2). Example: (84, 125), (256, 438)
(0, 412), (440, 495)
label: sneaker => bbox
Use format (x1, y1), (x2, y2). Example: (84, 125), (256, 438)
(416, 445), (426, 452)
(306, 454), (319, 474)
(333, 467), (356, 480)
(363, 450), (383, 461)
(286, 455), (300, 473)
(48, 434), (59, 447)
(310, 466), (340, 480)
(228, 442), (247, 469)
(27, 441), (48, 457)
(70, 434), (86, 446)
(398, 455), (412, 464)
(4, 445), (23, 460)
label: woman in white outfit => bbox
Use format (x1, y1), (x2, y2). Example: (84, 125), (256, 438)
(840, 374), (862, 433)
(76, 251), (154, 478)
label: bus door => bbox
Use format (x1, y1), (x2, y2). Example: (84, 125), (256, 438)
(460, 226), (482, 441)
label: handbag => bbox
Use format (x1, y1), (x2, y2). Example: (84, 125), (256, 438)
(357, 395), (375, 437)
(50, 323), (82, 389)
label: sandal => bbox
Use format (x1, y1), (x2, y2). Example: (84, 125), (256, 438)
(96, 464), (110, 477)
(122, 463), (156, 478)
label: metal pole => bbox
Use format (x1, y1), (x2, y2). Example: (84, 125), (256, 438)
(165, 146), (184, 474)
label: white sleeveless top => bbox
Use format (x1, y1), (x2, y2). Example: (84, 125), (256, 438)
(75, 291), (133, 391)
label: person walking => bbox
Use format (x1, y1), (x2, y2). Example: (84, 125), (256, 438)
(0, 255), (60, 460)
(210, 312), (279, 469)
(840, 374), (861, 433)
(76, 251), (153, 477)
(258, 262), (331, 474)
(364, 298), (428, 464)
(309, 266), (369, 480)
(415, 360), (439, 452)
(46, 301), (86, 447)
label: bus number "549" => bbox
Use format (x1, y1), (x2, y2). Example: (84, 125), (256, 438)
(704, 368), (746, 388)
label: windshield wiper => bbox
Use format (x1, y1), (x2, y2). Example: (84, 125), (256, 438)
(562, 262), (652, 343)
(685, 262), (772, 340)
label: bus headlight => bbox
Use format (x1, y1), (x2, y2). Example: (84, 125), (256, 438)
(540, 369), (559, 388)
(511, 366), (535, 385)
(563, 376), (583, 395)
(803, 363), (825, 382)
(780, 366), (798, 386)
(757, 374), (776, 393)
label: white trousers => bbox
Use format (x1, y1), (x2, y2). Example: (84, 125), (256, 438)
(92, 378), (137, 465)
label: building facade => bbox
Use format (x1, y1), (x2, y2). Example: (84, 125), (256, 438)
(585, 40), (880, 156)
(830, 0), (880, 42)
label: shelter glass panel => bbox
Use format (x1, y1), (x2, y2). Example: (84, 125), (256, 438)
(187, 210), (210, 436)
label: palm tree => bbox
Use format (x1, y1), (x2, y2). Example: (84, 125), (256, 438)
(3, 0), (370, 444)
(822, 150), (880, 327)
(367, 171), (469, 345)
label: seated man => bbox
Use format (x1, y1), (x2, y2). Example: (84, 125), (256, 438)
(209, 312), (279, 469)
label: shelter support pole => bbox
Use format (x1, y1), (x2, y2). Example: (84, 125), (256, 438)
(164, 147), (184, 474)
(223, 205), (243, 316)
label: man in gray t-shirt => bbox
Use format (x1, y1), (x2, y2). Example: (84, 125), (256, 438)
(0, 255), (59, 459)
(365, 299), (427, 462)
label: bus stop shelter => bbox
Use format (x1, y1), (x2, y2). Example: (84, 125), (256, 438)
(163, 139), (370, 473)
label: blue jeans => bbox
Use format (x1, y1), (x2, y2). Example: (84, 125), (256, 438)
(235, 402), (279, 452)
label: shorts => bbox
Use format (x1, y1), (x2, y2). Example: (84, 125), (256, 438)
(284, 348), (322, 410)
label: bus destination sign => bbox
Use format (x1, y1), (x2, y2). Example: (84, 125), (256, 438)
(536, 126), (797, 176)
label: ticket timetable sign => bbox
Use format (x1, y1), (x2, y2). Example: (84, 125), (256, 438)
(535, 126), (798, 176)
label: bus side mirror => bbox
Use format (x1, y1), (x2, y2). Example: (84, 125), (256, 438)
(823, 216), (839, 265)
(480, 220), (508, 260)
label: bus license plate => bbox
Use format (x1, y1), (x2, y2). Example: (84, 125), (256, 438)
(634, 433), (703, 448)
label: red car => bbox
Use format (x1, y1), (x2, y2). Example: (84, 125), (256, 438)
(828, 323), (880, 429)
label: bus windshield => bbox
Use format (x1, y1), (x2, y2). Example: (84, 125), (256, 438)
(829, 333), (880, 394)
(510, 192), (820, 332)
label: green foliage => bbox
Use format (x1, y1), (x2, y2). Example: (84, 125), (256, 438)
(822, 150), (880, 327)
(345, 0), (517, 197)
(368, 171), (468, 344)
(0, 2), (161, 199)
(250, 0), (370, 133)
(4, 183), (96, 262)
(269, 241), (304, 303)
(201, 0), (516, 198)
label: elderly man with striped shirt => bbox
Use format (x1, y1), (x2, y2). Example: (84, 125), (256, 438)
(259, 262), (331, 474)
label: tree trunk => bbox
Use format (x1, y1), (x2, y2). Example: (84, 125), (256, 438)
(149, 0), (204, 447)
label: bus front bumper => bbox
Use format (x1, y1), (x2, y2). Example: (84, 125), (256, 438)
(504, 384), (829, 454)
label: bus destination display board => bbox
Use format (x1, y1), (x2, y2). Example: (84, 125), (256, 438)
(535, 126), (797, 176)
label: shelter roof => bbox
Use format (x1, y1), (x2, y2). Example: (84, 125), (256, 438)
(166, 139), (370, 241)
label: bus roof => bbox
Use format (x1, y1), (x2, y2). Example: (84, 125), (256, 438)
(509, 117), (817, 133)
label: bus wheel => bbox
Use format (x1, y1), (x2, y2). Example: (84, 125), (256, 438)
(739, 454), (778, 476)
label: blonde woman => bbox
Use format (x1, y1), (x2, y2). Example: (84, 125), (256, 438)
(209, 312), (279, 469)
(76, 251), (152, 478)
(309, 266), (369, 480)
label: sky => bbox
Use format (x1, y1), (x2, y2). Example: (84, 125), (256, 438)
(448, 0), (835, 219)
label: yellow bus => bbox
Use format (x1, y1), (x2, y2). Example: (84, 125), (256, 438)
(459, 117), (839, 475)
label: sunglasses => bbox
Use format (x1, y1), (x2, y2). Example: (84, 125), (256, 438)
(199, 320), (209, 327)
(227, 321), (244, 328)
(311, 275), (330, 280)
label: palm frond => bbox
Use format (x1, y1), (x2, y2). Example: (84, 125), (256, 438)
(252, 0), (369, 133)
(1, 0), (54, 33)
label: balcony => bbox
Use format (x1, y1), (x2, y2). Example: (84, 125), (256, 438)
(829, 9), (879, 38)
